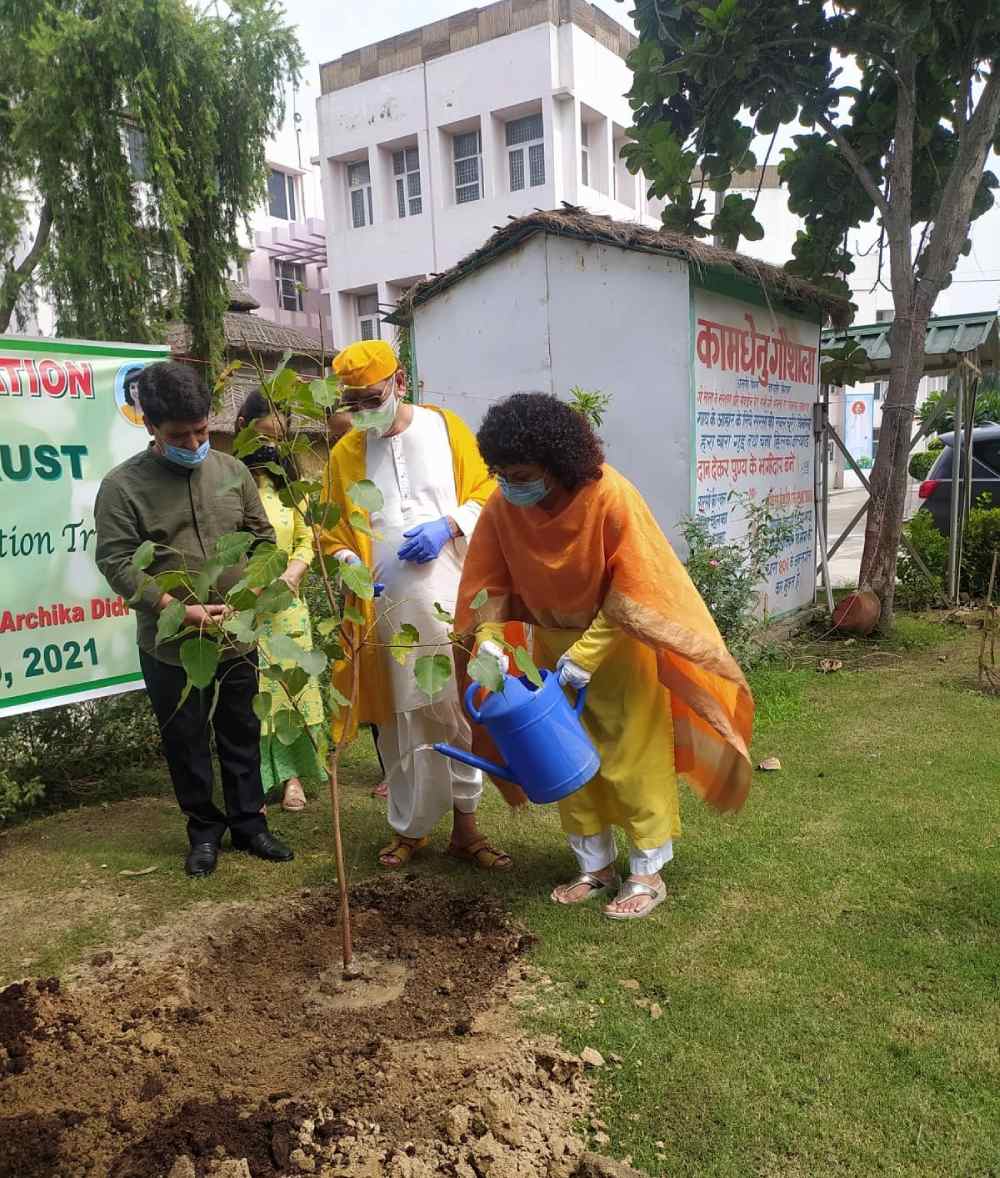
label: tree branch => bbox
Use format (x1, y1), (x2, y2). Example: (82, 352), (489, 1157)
(916, 63), (1000, 314)
(0, 199), (52, 334)
(814, 112), (890, 219)
(884, 48), (917, 311)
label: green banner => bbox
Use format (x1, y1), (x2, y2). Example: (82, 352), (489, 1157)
(0, 336), (170, 717)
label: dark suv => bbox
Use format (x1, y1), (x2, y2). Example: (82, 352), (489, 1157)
(918, 424), (1000, 534)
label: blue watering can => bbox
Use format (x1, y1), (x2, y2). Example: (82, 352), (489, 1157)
(435, 670), (600, 805)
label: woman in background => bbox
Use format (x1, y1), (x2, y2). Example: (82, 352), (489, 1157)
(237, 389), (327, 812)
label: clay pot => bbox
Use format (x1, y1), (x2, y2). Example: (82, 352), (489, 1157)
(831, 590), (881, 636)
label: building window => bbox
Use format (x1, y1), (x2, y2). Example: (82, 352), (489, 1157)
(581, 121), (591, 188)
(267, 168), (297, 221)
(348, 160), (374, 228)
(357, 292), (381, 340)
(274, 260), (305, 313)
(506, 114), (544, 192)
(393, 147), (422, 218)
(126, 124), (149, 182)
(453, 130), (483, 204)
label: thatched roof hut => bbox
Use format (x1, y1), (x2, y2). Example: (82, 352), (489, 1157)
(168, 285), (330, 437)
(393, 206), (851, 328)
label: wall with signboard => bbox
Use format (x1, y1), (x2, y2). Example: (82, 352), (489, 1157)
(0, 337), (170, 718)
(692, 287), (820, 615)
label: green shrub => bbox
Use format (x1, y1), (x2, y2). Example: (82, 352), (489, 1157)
(927, 435), (944, 453)
(682, 495), (795, 667)
(896, 502), (1000, 607)
(896, 509), (948, 610)
(962, 504), (1000, 598)
(908, 450), (936, 481)
(0, 690), (163, 821)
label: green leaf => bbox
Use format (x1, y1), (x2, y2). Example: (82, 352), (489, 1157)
(316, 616), (342, 637)
(340, 560), (374, 600)
(279, 666), (310, 699)
(309, 376), (341, 408)
(470, 588), (489, 611)
(432, 602), (455, 625)
(349, 510), (374, 537)
(343, 603), (365, 626)
(156, 599), (186, 644)
(305, 498), (341, 530)
(237, 542), (288, 590)
(468, 649), (505, 694)
(223, 609), (258, 645)
(414, 654), (453, 700)
(232, 424), (261, 458)
(514, 645), (544, 688)
(263, 634), (327, 677)
(253, 580), (295, 616)
(153, 570), (190, 594)
(252, 692), (272, 724)
(274, 708), (305, 746)
(179, 637), (219, 690)
(193, 558), (225, 602)
(132, 540), (155, 571)
(215, 531), (255, 565)
(389, 622), (420, 666)
(268, 365), (300, 404)
(227, 586), (259, 612)
(348, 479), (384, 513)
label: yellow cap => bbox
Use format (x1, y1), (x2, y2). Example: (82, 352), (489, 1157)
(332, 340), (399, 388)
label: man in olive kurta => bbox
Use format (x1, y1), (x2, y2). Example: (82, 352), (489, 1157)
(95, 362), (293, 878)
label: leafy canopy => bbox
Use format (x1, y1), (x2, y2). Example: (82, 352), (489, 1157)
(0, 0), (302, 367)
(621, 0), (1000, 301)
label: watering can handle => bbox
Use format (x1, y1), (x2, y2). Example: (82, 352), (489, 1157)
(572, 683), (588, 717)
(465, 680), (485, 725)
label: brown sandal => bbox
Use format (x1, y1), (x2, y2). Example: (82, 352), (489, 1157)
(378, 835), (428, 869)
(446, 837), (513, 872)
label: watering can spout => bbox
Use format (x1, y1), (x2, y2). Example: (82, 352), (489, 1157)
(433, 743), (516, 784)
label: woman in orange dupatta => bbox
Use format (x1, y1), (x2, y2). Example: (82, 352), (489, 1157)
(455, 394), (753, 920)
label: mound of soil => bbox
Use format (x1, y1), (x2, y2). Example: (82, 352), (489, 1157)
(0, 876), (603, 1178)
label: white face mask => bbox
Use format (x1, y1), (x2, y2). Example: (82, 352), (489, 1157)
(350, 388), (398, 437)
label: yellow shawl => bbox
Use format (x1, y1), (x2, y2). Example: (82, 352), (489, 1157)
(455, 465), (754, 813)
(320, 406), (496, 742)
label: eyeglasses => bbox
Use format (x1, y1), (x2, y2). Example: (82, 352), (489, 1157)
(341, 382), (393, 413)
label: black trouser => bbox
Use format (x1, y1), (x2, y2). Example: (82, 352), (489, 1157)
(140, 649), (268, 848)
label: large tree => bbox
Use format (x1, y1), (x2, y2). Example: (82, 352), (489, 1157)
(0, 0), (301, 370)
(621, 0), (1000, 624)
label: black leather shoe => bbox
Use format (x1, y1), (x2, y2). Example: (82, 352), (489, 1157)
(234, 831), (294, 863)
(185, 842), (218, 878)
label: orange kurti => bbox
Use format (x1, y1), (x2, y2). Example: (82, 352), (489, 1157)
(455, 464), (754, 815)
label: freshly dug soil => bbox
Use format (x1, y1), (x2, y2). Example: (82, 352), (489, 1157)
(0, 876), (597, 1178)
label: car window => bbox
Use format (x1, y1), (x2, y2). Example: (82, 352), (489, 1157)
(973, 438), (1000, 476)
(929, 448), (952, 478)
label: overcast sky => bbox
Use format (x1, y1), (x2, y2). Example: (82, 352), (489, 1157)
(271, 1), (999, 322)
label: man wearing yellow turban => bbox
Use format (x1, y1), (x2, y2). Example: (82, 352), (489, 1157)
(320, 340), (511, 872)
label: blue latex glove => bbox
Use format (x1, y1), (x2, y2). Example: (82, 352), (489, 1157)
(339, 550), (385, 598)
(397, 517), (453, 564)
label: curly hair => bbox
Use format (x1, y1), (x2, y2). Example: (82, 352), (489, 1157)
(476, 393), (604, 491)
(137, 361), (210, 426)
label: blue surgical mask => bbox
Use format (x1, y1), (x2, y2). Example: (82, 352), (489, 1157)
(163, 440), (210, 468)
(500, 476), (549, 507)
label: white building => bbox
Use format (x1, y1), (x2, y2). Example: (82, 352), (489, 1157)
(245, 159), (332, 347)
(2, 139), (332, 348)
(315, 0), (662, 347)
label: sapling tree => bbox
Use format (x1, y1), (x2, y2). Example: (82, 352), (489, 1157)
(130, 355), (540, 968)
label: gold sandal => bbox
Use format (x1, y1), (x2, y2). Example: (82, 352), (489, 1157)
(378, 835), (428, 869)
(551, 871), (620, 906)
(446, 837), (513, 872)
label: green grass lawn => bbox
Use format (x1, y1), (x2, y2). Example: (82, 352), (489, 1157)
(1, 618), (998, 1175)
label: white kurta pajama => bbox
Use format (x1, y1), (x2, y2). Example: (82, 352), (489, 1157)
(352, 407), (483, 839)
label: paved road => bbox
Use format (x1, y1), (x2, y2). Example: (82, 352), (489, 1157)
(823, 484), (920, 588)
